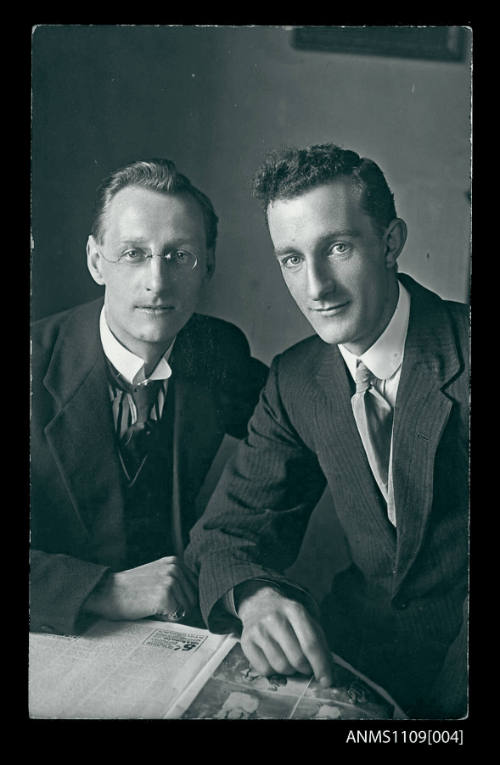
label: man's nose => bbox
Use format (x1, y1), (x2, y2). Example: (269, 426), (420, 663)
(145, 255), (170, 291)
(306, 259), (335, 301)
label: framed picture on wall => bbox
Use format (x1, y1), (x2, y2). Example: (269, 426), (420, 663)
(291, 26), (468, 62)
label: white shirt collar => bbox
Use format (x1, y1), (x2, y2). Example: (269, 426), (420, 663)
(99, 307), (173, 385)
(338, 281), (411, 381)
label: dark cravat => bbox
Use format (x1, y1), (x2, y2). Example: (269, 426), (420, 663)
(106, 362), (163, 484)
(351, 360), (395, 523)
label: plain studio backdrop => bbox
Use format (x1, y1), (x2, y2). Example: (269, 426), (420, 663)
(31, 25), (472, 600)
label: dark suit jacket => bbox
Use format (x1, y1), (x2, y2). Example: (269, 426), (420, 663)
(30, 298), (267, 636)
(186, 275), (469, 718)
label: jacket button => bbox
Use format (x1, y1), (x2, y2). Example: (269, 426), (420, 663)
(393, 600), (408, 610)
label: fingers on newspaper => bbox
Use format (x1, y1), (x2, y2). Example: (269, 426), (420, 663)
(29, 619), (407, 719)
(177, 642), (406, 720)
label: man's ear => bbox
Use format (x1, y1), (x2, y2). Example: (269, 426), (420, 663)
(383, 218), (407, 269)
(205, 248), (216, 280)
(86, 235), (106, 286)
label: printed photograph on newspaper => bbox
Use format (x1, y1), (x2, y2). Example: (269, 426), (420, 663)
(181, 643), (407, 719)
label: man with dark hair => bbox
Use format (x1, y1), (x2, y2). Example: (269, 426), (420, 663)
(186, 144), (469, 718)
(31, 158), (267, 635)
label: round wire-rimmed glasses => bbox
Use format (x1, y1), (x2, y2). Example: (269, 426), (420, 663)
(97, 246), (199, 271)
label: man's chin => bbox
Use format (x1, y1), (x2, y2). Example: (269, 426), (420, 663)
(310, 321), (348, 346)
(137, 311), (192, 342)
(304, 308), (353, 345)
(138, 327), (181, 346)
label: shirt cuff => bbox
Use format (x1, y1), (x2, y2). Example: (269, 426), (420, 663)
(222, 588), (239, 617)
(222, 578), (318, 619)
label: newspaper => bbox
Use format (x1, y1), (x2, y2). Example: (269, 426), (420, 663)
(29, 619), (406, 719)
(29, 618), (236, 719)
(173, 643), (407, 719)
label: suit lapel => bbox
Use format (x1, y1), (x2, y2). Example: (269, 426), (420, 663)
(315, 344), (397, 554)
(314, 275), (464, 584)
(42, 301), (126, 550)
(391, 276), (463, 593)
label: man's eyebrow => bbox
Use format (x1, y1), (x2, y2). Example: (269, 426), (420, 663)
(274, 246), (299, 258)
(319, 229), (360, 241)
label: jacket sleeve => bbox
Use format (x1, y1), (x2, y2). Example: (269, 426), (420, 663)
(30, 314), (112, 635)
(424, 596), (468, 718)
(30, 549), (110, 635)
(185, 355), (326, 631)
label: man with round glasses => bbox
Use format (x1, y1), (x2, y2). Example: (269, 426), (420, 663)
(30, 158), (268, 635)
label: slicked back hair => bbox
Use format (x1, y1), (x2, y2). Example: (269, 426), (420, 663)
(253, 144), (397, 236)
(91, 158), (218, 249)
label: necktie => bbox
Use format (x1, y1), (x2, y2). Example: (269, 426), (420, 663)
(351, 361), (395, 522)
(106, 362), (163, 484)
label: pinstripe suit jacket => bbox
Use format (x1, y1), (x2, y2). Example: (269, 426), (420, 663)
(30, 298), (267, 636)
(186, 274), (469, 717)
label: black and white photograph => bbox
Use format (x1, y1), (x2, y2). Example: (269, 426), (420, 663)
(181, 642), (404, 719)
(30, 24), (471, 729)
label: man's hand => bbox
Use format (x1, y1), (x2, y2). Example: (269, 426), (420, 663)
(83, 556), (197, 622)
(237, 585), (333, 687)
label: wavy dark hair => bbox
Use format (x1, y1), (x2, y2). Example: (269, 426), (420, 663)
(91, 158), (218, 249)
(253, 143), (396, 235)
